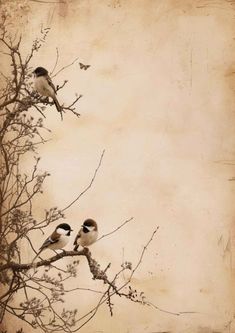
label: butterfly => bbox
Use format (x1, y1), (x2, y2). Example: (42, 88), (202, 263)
(79, 62), (90, 70)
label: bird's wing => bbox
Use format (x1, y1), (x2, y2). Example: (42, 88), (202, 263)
(46, 75), (57, 94)
(73, 229), (82, 245)
(39, 234), (59, 251)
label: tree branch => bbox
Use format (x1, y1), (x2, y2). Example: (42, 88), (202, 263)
(62, 149), (105, 212)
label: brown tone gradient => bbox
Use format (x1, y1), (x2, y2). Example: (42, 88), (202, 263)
(1, 0), (235, 332)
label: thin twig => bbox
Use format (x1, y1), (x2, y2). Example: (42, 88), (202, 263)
(62, 150), (105, 212)
(52, 56), (80, 78)
(97, 217), (134, 242)
(50, 47), (59, 75)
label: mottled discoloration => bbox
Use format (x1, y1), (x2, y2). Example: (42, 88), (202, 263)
(3, 0), (235, 332)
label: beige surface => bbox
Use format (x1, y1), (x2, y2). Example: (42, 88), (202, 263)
(2, 0), (235, 332)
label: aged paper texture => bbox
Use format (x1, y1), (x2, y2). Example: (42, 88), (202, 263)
(0, 0), (235, 332)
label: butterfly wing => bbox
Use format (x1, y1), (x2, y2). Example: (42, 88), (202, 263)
(79, 63), (90, 70)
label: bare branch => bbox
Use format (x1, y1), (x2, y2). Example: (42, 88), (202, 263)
(62, 149), (105, 212)
(97, 217), (134, 242)
(0, 23), (171, 333)
(50, 47), (59, 75)
(52, 56), (80, 78)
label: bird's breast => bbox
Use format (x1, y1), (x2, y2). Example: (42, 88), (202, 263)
(49, 235), (70, 250)
(34, 76), (54, 97)
(78, 230), (98, 247)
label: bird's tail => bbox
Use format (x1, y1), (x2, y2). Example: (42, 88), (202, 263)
(73, 239), (79, 251)
(53, 95), (63, 121)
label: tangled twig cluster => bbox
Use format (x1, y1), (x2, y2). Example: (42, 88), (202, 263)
(0, 15), (159, 333)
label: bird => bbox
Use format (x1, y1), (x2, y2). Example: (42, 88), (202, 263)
(73, 219), (98, 251)
(33, 66), (63, 119)
(34, 223), (73, 261)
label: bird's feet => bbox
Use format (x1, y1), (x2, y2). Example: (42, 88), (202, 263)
(41, 97), (49, 104)
(83, 247), (90, 255)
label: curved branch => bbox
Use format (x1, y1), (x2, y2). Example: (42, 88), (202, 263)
(62, 149), (105, 212)
(0, 249), (88, 272)
(97, 217), (134, 242)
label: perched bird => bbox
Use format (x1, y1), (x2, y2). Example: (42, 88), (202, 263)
(73, 219), (98, 251)
(36, 223), (73, 258)
(33, 66), (63, 119)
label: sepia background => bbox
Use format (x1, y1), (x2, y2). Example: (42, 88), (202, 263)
(1, 0), (235, 332)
